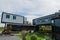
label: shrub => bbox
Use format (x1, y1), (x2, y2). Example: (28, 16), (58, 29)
(31, 36), (37, 40)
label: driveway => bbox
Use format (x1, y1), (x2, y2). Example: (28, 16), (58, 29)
(0, 35), (22, 40)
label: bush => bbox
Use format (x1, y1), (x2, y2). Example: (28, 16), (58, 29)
(31, 36), (37, 40)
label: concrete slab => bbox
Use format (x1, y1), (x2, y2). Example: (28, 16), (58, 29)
(0, 35), (22, 40)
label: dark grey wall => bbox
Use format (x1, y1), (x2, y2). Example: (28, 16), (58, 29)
(33, 13), (60, 27)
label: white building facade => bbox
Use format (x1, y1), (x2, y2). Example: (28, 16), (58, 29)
(1, 12), (27, 25)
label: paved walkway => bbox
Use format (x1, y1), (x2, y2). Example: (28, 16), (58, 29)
(0, 35), (22, 40)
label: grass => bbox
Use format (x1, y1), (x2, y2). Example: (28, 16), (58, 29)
(16, 33), (54, 40)
(0, 27), (54, 40)
(26, 33), (46, 40)
(0, 27), (4, 31)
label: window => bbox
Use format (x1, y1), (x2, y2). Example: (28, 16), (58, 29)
(6, 15), (10, 19)
(45, 19), (49, 22)
(13, 16), (16, 20)
(41, 20), (45, 22)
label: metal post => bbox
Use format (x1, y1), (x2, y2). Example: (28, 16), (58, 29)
(4, 23), (7, 30)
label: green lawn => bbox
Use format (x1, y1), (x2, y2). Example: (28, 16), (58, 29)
(26, 33), (46, 40)
(16, 33), (54, 40)
(0, 27), (4, 31)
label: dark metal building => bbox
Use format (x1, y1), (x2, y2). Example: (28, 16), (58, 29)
(33, 10), (60, 40)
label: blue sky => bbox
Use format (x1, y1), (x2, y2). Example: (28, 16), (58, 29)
(0, 0), (60, 27)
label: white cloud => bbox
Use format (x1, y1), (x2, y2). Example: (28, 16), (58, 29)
(0, 0), (60, 26)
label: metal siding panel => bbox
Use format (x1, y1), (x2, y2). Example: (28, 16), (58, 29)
(33, 14), (55, 25)
(1, 12), (25, 24)
(55, 19), (60, 27)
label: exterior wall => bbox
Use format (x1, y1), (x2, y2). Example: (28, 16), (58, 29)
(33, 14), (55, 25)
(1, 12), (27, 24)
(33, 13), (60, 26)
(55, 19), (60, 27)
(24, 17), (27, 24)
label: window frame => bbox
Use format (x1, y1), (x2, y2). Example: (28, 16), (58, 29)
(13, 15), (16, 20)
(6, 15), (10, 19)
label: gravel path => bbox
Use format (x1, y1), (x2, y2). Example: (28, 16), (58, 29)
(0, 35), (22, 40)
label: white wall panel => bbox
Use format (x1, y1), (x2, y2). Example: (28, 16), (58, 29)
(1, 12), (25, 24)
